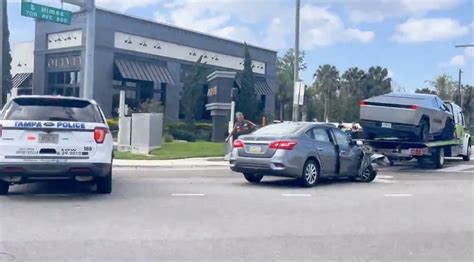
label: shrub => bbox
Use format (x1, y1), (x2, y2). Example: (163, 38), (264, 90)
(139, 99), (163, 113)
(170, 129), (196, 142)
(164, 134), (174, 143)
(107, 118), (119, 131)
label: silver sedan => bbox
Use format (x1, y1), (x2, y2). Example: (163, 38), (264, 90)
(230, 122), (375, 187)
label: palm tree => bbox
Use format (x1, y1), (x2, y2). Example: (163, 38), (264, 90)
(364, 66), (392, 98)
(313, 64), (340, 121)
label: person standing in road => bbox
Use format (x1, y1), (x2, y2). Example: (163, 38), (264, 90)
(226, 112), (256, 142)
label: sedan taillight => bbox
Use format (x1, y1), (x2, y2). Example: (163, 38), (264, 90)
(269, 140), (298, 150)
(233, 139), (244, 149)
(94, 127), (109, 144)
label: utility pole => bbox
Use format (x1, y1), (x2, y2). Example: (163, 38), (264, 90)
(458, 69), (463, 106)
(454, 44), (473, 107)
(83, 0), (96, 99)
(292, 0), (300, 122)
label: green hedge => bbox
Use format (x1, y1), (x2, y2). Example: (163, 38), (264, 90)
(166, 122), (213, 141)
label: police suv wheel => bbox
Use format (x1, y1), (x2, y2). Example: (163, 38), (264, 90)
(97, 171), (112, 194)
(0, 181), (10, 195)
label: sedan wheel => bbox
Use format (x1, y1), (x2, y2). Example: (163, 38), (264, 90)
(300, 160), (319, 187)
(243, 173), (263, 183)
(354, 165), (377, 183)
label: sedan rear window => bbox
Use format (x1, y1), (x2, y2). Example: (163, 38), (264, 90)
(252, 123), (303, 136)
(1, 97), (103, 123)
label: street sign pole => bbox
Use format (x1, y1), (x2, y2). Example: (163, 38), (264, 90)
(292, 0), (300, 122)
(83, 0), (95, 99)
(0, 0), (5, 108)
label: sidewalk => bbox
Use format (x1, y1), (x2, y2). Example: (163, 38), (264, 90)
(113, 157), (229, 169)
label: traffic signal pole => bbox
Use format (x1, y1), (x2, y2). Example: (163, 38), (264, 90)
(83, 0), (95, 99)
(292, 0), (300, 122)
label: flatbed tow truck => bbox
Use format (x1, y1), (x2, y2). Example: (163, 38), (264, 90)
(363, 102), (471, 169)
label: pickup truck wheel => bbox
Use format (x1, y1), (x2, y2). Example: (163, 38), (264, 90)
(440, 118), (455, 140)
(463, 142), (471, 161)
(243, 173), (263, 183)
(96, 171), (112, 194)
(0, 181), (10, 195)
(419, 119), (430, 142)
(433, 147), (445, 169)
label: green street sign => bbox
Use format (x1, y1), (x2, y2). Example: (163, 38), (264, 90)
(21, 1), (72, 25)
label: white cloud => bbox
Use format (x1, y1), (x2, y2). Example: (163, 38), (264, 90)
(154, 1), (374, 50)
(300, 5), (374, 48)
(392, 18), (470, 43)
(345, 0), (461, 23)
(465, 47), (474, 58)
(449, 55), (466, 66)
(440, 48), (474, 68)
(96, 0), (159, 12)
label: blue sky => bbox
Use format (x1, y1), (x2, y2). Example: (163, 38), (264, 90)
(6, 0), (474, 91)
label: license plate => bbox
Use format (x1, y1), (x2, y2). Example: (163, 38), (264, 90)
(381, 122), (392, 128)
(248, 145), (263, 154)
(39, 134), (59, 144)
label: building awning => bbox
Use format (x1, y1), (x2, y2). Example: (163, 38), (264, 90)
(235, 79), (273, 95)
(12, 73), (32, 89)
(115, 58), (175, 85)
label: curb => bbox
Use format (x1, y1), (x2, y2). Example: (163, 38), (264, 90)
(113, 164), (229, 169)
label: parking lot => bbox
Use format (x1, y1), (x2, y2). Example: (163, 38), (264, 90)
(1, 159), (472, 261)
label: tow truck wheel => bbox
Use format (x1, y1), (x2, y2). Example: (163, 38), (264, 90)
(243, 173), (263, 183)
(96, 170), (112, 194)
(463, 142), (471, 161)
(433, 147), (445, 169)
(0, 181), (10, 195)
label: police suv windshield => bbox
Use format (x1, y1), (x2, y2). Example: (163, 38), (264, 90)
(1, 97), (103, 123)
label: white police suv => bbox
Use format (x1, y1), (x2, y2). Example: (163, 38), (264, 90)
(0, 96), (113, 195)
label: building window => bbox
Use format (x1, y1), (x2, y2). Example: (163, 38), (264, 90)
(259, 95), (266, 113)
(47, 71), (80, 97)
(160, 83), (167, 106)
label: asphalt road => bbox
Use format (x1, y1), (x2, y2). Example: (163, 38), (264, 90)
(1, 160), (473, 261)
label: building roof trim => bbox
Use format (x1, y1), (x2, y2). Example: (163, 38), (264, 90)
(90, 8), (277, 54)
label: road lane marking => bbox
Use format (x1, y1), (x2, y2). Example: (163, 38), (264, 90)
(384, 193), (413, 197)
(377, 175), (394, 179)
(436, 165), (473, 172)
(281, 193), (312, 197)
(375, 179), (397, 183)
(171, 193), (206, 196)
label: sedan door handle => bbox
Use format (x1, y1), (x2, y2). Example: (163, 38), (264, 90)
(317, 147), (323, 151)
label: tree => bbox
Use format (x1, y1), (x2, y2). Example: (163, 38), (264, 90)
(313, 64), (340, 121)
(1, 0), (12, 105)
(237, 43), (257, 121)
(182, 56), (207, 127)
(429, 74), (455, 101)
(462, 85), (473, 129)
(276, 49), (307, 121)
(415, 88), (437, 95)
(340, 67), (367, 121)
(363, 66), (392, 98)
